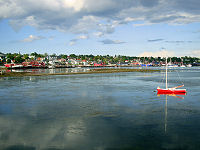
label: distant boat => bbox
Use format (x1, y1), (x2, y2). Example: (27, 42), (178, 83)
(48, 65), (55, 69)
(157, 57), (187, 94)
(12, 64), (23, 68)
(180, 65), (186, 67)
(168, 64), (178, 68)
(187, 64), (192, 67)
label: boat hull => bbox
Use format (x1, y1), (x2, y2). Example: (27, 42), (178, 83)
(157, 88), (186, 94)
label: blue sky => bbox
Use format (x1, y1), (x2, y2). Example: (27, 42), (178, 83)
(0, 0), (200, 57)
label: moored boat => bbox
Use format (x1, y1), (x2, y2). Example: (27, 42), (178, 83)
(187, 64), (192, 67)
(157, 57), (187, 94)
(157, 86), (186, 94)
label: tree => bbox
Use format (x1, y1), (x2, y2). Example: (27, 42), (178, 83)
(69, 54), (76, 58)
(121, 56), (127, 62)
(58, 54), (67, 59)
(31, 52), (38, 57)
(14, 55), (24, 63)
(6, 53), (15, 60)
(6, 59), (11, 63)
(44, 53), (48, 58)
(50, 53), (57, 57)
(23, 54), (29, 60)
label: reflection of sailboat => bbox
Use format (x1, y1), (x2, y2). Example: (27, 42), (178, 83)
(157, 57), (187, 94)
(165, 95), (167, 133)
(157, 93), (185, 133)
(157, 93), (186, 99)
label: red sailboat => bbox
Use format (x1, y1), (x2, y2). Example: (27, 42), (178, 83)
(157, 57), (187, 94)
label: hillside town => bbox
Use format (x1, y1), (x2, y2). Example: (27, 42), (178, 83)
(0, 52), (200, 69)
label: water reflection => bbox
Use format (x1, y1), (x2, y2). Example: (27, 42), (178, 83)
(157, 93), (186, 99)
(0, 70), (200, 149)
(9, 68), (91, 74)
(157, 93), (186, 134)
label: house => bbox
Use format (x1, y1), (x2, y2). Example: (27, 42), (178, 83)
(0, 53), (5, 60)
(0, 53), (6, 65)
(93, 63), (105, 66)
(82, 60), (88, 66)
(68, 59), (81, 65)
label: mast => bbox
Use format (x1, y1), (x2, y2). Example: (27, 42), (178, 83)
(166, 57), (168, 89)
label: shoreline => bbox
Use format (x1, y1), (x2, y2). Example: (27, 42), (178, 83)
(0, 68), (160, 77)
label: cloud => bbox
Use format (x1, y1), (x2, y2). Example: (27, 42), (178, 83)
(1, 0), (200, 34)
(165, 40), (193, 43)
(148, 39), (164, 42)
(22, 35), (45, 42)
(69, 39), (77, 46)
(147, 39), (194, 44)
(48, 36), (55, 40)
(133, 22), (155, 27)
(190, 50), (200, 57)
(97, 23), (115, 35)
(69, 34), (89, 46)
(78, 35), (89, 39)
(100, 39), (125, 44)
(139, 50), (175, 57)
(193, 30), (200, 33)
(146, 40), (194, 44)
(69, 41), (76, 46)
(94, 32), (104, 37)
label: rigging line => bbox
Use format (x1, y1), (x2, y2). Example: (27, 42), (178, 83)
(175, 69), (184, 85)
(167, 68), (170, 88)
(160, 69), (165, 85)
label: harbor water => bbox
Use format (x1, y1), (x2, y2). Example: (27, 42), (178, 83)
(0, 67), (200, 150)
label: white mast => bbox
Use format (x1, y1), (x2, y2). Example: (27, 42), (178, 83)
(166, 57), (168, 89)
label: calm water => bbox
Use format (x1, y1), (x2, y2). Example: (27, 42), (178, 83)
(0, 68), (200, 150)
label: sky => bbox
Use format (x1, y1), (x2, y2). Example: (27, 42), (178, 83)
(0, 0), (200, 57)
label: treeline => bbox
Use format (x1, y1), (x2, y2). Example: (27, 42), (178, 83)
(0, 52), (200, 64)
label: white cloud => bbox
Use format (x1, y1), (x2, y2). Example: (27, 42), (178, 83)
(78, 35), (89, 39)
(94, 32), (104, 37)
(133, 22), (155, 27)
(68, 34), (88, 46)
(139, 50), (175, 57)
(69, 41), (76, 46)
(190, 50), (200, 57)
(1, 0), (200, 34)
(69, 15), (100, 34)
(63, 0), (84, 11)
(22, 35), (44, 42)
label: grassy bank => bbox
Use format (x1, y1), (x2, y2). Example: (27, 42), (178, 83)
(0, 68), (160, 77)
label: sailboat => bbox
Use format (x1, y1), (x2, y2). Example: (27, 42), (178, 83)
(157, 57), (187, 94)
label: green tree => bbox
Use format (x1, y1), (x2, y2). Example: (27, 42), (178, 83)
(23, 54), (29, 60)
(69, 54), (76, 58)
(31, 52), (39, 57)
(14, 55), (25, 63)
(6, 53), (15, 60)
(121, 56), (127, 62)
(44, 53), (48, 58)
(6, 59), (11, 63)
(50, 53), (57, 57)
(57, 54), (67, 59)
